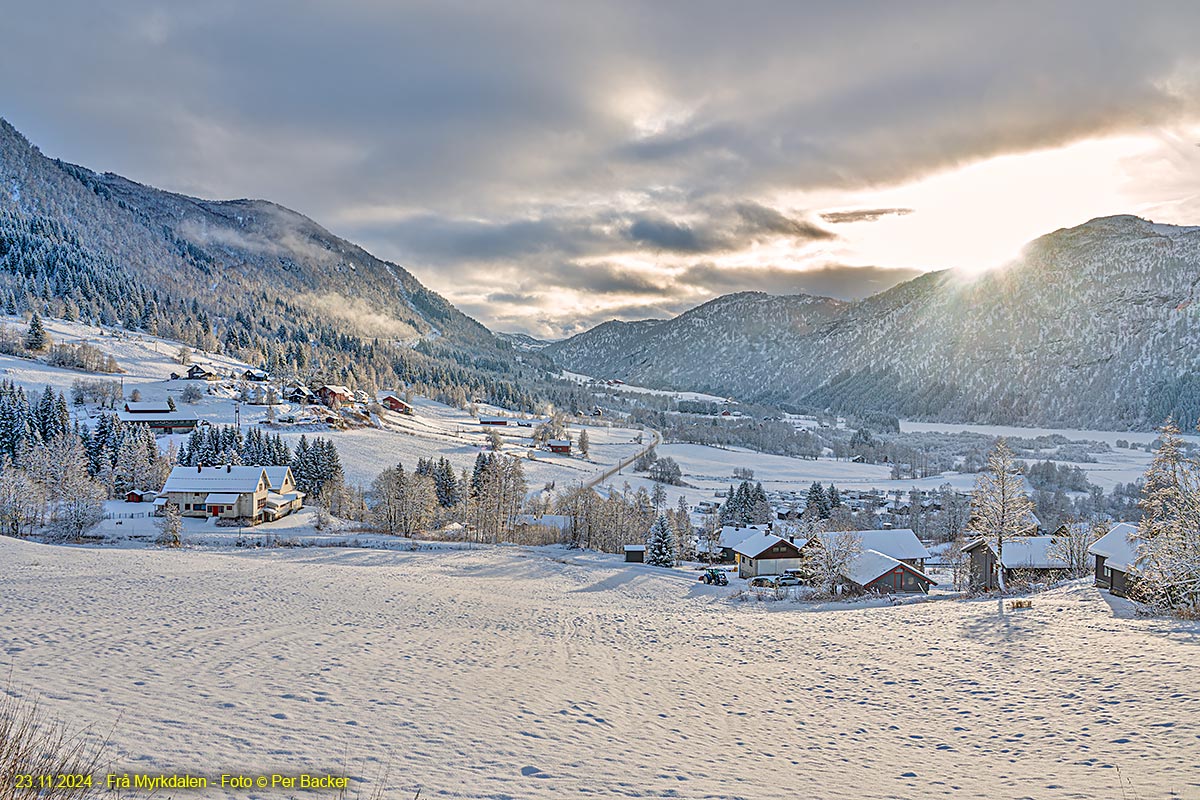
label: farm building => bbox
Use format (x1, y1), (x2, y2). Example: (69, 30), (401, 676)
(962, 536), (1070, 591)
(186, 364), (219, 381)
(317, 385), (353, 407)
(378, 392), (415, 415)
(846, 550), (937, 594)
(115, 407), (198, 434)
(1088, 522), (1143, 598)
(284, 385), (315, 404)
(623, 545), (645, 563)
(733, 532), (804, 578)
(547, 439), (572, 454)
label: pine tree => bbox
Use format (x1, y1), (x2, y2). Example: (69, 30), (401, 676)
(646, 512), (676, 567)
(807, 481), (831, 519)
(24, 312), (48, 352)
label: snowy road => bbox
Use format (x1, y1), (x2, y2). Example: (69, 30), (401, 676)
(2, 539), (1198, 799)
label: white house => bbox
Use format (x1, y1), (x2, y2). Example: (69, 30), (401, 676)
(159, 465), (304, 525)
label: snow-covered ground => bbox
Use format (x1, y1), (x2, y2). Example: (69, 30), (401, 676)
(2, 537), (1197, 799)
(0, 316), (646, 492)
(561, 369), (731, 403)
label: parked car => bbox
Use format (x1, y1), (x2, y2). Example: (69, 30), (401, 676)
(749, 574), (800, 589)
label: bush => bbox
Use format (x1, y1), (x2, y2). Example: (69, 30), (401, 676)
(0, 686), (110, 800)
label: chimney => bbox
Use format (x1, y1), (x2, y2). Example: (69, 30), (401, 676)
(226, 464), (232, 473)
(196, 465), (202, 473)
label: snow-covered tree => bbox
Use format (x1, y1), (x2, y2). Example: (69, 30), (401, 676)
(801, 529), (861, 596)
(156, 501), (183, 547)
(1047, 519), (1101, 578)
(577, 429), (589, 458)
(966, 439), (1035, 592)
(24, 312), (48, 352)
(645, 512), (676, 567)
(1135, 421), (1200, 615)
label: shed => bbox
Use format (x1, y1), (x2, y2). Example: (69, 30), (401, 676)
(624, 544), (646, 563)
(1088, 522), (1142, 598)
(548, 439), (572, 454)
(125, 489), (156, 503)
(962, 536), (1069, 591)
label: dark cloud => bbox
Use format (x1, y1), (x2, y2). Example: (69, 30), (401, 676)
(627, 217), (711, 253)
(820, 207), (914, 224)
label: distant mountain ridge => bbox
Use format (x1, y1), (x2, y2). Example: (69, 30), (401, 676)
(546, 215), (1200, 429)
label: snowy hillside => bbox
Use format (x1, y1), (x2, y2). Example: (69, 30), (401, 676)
(547, 216), (1200, 430)
(3, 538), (1197, 799)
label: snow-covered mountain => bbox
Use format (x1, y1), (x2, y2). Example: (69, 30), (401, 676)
(0, 117), (552, 405)
(547, 216), (1200, 429)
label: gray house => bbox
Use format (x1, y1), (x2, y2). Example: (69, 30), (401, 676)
(962, 536), (1070, 591)
(1088, 522), (1142, 598)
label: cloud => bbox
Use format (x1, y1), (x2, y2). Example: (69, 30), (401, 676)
(820, 207), (914, 224)
(2, 1), (1199, 335)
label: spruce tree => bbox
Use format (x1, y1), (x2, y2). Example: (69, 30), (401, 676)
(24, 313), (48, 352)
(646, 512), (676, 567)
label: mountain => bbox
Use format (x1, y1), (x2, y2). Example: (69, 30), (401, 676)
(496, 331), (556, 351)
(546, 216), (1200, 429)
(0, 117), (562, 409)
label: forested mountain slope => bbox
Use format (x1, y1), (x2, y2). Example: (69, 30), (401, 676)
(0, 118), (565, 409)
(548, 216), (1200, 429)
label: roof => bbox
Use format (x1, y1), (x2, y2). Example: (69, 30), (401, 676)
(264, 491), (300, 508)
(320, 384), (352, 395)
(124, 401), (172, 413)
(478, 415), (509, 424)
(719, 525), (767, 549)
(116, 409), (198, 424)
(623, 544), (646, 552)
(1088, 522), (1142, 573)
(847, 549), (938, 587)
(204, 493), (241, 504)
(548, 439), (572, 447)
(243, 368), (268, 377)
(733, 532), (799, 559)
(162, 465), (268, 494)
(819, 529), (930, 562)
(262, 466), (293, 490)
(964, 536), (1069, 570)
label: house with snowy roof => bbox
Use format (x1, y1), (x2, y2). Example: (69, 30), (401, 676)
(962, 535), (1070, 591)
(378, 391), (415, 415)
(844, 549), (937, 594)
(158, 464), (304, 524)
(116, 406), (198, 434)
(806, 529), (931, 571)
(1088, 522), (1143, 598)
(733, 532), (803, 578)
(317, 385), (353, 407)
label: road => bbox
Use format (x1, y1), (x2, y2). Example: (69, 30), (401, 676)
(583, 426), (661, 490)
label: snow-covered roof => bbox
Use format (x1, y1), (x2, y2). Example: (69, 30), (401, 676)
(623, 544), (646, 552)
(719, 525), (766, 549)
(1088, 522), (1142, 573)
(478, 415), (509, 424)
(966, 536), (1068, 570)
(847, 549), (937, 587)
(116, 409), (198, 424)
(320, 384), (352, 395)
(262, 466), (293, 490)
(124, 401), (172, 413)
(204, 493), (241, 504)
(733, 532), (797, 559)
(818, 529), (930, 562)
(548, 439), (571, 447)
(162, 465), (267, 494)
(264, 491), (300, 508)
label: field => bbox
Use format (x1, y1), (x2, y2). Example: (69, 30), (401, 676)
(0, 316), (647, 497)
(3, 537), (1198, 800)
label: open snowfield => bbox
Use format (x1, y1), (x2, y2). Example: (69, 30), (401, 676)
(3, 537), (1198, 800)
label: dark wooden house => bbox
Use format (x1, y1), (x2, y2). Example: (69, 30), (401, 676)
(1088, 522), (1141, 599)
(963, 536), (1069, 591)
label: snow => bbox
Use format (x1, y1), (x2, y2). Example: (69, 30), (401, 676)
(823, 529), (930, 562)
(560, 369), (730, 403)
(847, 549), (917, 586)
(2, 539), (1198, 799)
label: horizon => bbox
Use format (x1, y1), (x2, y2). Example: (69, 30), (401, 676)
(3, 2), (1199, 337)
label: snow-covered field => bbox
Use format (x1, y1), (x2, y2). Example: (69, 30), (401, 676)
(0, 316), (646, 493)
(561, 369), (731, 403)
(2, 537), (1197, 799)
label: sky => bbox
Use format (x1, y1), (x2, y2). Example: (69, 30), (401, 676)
(2, 1), (1199, 338)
